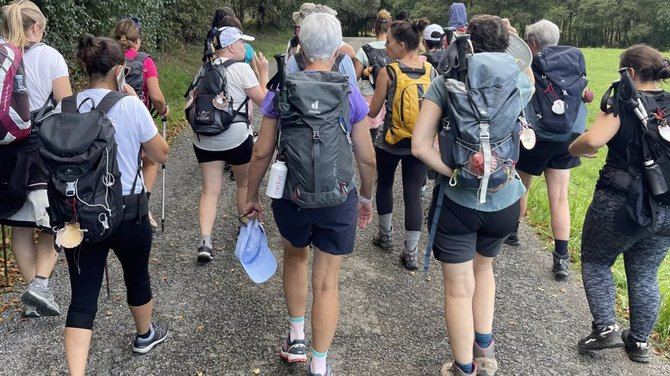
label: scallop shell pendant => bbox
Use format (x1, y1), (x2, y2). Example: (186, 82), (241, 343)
(55, 222), (84, 249)
(659, 124), (670, 142)
(212, 93), (229, 110)
(520, 125), (536, 150)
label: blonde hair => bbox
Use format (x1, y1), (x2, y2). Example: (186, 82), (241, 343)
(112, 19), (140, 51)
(1, 0), (46, 50)
(374, 9), (392, 36)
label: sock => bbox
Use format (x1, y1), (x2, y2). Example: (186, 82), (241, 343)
(199, 234), (212, 249)
(514, 221), (520, 233)
(554, 239), (569, 258)
(146, 191), (151, 201)
(33, 275), (49, 288)
(288, 316), (305, 341)
(310, 349), (328, 374)
(379, 213), (392, 233)
(404, 230), (421, 252)
(137, 324), (155, 343)
(455, 362), (474, 374)
(475, 332), (493, 348)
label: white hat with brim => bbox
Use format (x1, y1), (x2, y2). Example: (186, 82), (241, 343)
(505, 33), (533, 71)
(216, 27), (255, 48)
(235, 219), (276, 284)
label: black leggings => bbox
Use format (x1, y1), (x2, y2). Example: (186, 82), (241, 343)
(375, 147), (427, 231)
(64, 219), (153, 330)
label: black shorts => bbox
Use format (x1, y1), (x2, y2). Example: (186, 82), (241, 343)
(271, 192), (358, 255)
(516, 139), (581, 176)
(427, 186), (520, 264)
(193, 136), (253, 165)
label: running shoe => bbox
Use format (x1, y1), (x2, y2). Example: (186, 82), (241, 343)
(577, 322), (624, 354)
(279, 333), (308, 363)
(24, 304), (39, 318)
(401, 245), (419, 271)
(473, 341), (498, 376)
(503, 232), (519, 247)
(308, 363), (333, 376)
(197, 245), (213, 262)
(440, 362), (477, 376)
(21, 280), (61, 317)
(372, 226), (394, 252)
(552, 252), (570, 280)
(133, 321), (169, 354)
(622, 329), (651, 363)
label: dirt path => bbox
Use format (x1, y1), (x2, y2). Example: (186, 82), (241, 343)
(0, 37), (669, 376)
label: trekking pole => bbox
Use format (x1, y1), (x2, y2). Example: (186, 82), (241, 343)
(104, 261), (111, 299)
(1, 225), (8, 286)
(161, 115), (167, 233)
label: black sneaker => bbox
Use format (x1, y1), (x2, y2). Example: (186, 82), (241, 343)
(279, 333), (307, 363)
(372, 226), (394, 252)
(552, 252), (570, 280)
(133, 321), (169, 354)
(622, 329), (651, 363)
(577, 322), (624, 354)
(197, 245), (213, 262)
(504, 231), (520, 246)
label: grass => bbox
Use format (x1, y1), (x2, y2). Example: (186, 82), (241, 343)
(524, 48), (670, 346)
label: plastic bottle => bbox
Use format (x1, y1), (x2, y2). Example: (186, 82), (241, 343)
(266, 160), (288, 199)
(644, 159), (669, 196)
(15, 74), (26, 92)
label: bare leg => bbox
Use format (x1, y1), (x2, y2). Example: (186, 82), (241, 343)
(64, 327), (92, 376)
(35, 232), (57, 278)
(518, 171), (534, 219)
(230, 163), (249, 215)
(472, 254), (495, 335)
(129, 299), (154, 334)
(544, 168), (571, 241)
(442, 261), (476, 365)
(11, 227), (36, 282)
(198, 161), (225, 237)
(310, 249), (343, 353)
(282, 238), (309, 319)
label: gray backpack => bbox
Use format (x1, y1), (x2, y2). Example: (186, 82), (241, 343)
(276, 71), (354, 208)
(438, 51), (527, 203)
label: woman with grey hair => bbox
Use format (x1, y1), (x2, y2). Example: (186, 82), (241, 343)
(507, 19), (594, 283)
(245, 12), (376, 376)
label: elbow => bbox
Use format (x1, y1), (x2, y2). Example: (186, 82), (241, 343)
(156, 148), (169, 165)
(411, 140), (424, 160)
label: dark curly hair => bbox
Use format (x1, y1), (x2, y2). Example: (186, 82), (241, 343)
(466, 15), (509, 53)
(76, 33), (124, 78)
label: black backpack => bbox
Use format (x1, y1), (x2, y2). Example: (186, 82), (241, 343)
(424, 49), (446, 73)
(528, 46), (588, 141)
(361, 44), (391, 88)
(295, 50), (346, 72)
(125, 52), (149, 102)
(37, 92), (130, 244)
(185, 59), (249, 136)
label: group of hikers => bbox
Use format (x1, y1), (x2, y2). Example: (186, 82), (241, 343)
(1, 0), (670, 375)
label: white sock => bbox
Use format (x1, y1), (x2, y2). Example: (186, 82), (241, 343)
(310, 349), (328, 374)
(379, 214), (392, 233)
(289, 316), (305, 341)
(405, 230), (421, 251)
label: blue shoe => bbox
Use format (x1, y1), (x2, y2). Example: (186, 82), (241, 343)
(280, 333), (307, 363)
(308, 364), (333, 376)
(132, 321), (169, 354)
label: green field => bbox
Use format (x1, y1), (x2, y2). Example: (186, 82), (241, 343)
(524, 48), (670, 344)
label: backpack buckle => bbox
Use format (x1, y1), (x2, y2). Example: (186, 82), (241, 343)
(478, 121), (490, 139)
(312, 131), (321, 142)
(65, 182), (76, 197)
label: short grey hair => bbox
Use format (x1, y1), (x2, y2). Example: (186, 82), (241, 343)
(525, 19), (560, 49)
(299, 13), (342, 63)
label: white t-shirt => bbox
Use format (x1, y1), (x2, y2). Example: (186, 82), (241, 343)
(56, 89), (158, 195)
(24, 44), (69, 111)
(192, 57), (259, 151)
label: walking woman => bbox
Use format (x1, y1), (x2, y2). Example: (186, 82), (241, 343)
(0, 0), (72, 317)
(354, 9), (391, 141)
(571, 44), (670, 363)
(367, 19), (434, 270)
(193, 26), (268, 262)
(244, 13), (375, 376)
(412, 15), (534, 375)
(113, 17), (170, 229)
(62, 34), (169, 375)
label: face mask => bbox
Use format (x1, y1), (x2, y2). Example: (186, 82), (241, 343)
(116, 66), (126, 92)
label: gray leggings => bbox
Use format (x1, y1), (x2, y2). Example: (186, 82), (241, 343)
(581, 188), (670, 342)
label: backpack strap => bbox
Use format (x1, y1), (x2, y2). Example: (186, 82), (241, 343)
(332, 53), (345, 72)
(96, 91), (128, 114)
(423, 176), (448, 273)
(61, 95), (78, 114)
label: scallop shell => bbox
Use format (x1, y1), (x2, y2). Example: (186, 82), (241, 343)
(520, 127), (536, 150)
(55, 222), (84, 249)
(212, 93), (229, 110)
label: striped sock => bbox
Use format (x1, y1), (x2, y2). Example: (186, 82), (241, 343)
(310, 348), (328, 374)
(289, 316), (305, 341)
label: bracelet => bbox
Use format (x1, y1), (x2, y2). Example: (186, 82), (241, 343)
(358, 195), (373, 204)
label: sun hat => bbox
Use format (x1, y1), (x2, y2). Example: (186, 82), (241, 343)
(216, 27), (255, 48)
(505, 33), (533, 71)
(448, 3), (468, 29)
(235, 219), (276, 284)
(424, 24), (445, 42)
(292, 3), (338, 25)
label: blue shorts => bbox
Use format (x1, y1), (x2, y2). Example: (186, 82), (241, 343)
(271, 192), (358, 255)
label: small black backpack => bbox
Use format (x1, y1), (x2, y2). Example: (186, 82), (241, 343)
(361, 44), (391, 88)
(185, 59), (249, 136)
(37, 91), (130, 244)
(125, 52), (150, 104)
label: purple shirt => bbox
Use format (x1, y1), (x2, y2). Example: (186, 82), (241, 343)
(260, 79), (369, 133)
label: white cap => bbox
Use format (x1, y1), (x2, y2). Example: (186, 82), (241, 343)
(216, 27), (255, 48)
(423, 24), (444, 42)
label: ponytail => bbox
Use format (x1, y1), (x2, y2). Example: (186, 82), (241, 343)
(620, 44), (670, 83)
(374, 9), (392, 36)
(112, 18), (140, 51)
(76, 33), (125, 78)
(1, 0), (46, 50)
(655, 58), (670, 81)
(389, 20), (421, 51)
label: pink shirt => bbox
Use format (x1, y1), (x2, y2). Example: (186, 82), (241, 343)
(125, 48), (159, 108)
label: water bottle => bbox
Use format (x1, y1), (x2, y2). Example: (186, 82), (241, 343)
(644, 159), (669, 197)
(15, 74), (26, 92)
(266, 160), (288, 199)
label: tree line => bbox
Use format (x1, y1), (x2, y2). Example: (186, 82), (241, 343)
(9, 0), (670, 59)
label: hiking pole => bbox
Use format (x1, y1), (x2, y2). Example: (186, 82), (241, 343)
(1, 225), (8, 286)
(161, 115), (167, 233)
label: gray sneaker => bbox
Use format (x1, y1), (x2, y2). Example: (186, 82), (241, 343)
(401, 244), (419, 270)
(21, 280), (61, 317)
(372, 225), (394, 252)
(308, 364), (333, 376)
(440, 363), (477, 376)
(24, 304), (40, 318)
(473, 341), (498, 376)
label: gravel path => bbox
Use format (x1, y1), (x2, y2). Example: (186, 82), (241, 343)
(1, 37), (669, 376)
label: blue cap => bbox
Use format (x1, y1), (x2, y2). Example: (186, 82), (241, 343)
(448, 3), (468, 29)
(235, 219), (276, 284)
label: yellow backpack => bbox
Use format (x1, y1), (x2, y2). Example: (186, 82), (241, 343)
(385, 61), (433, 145)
